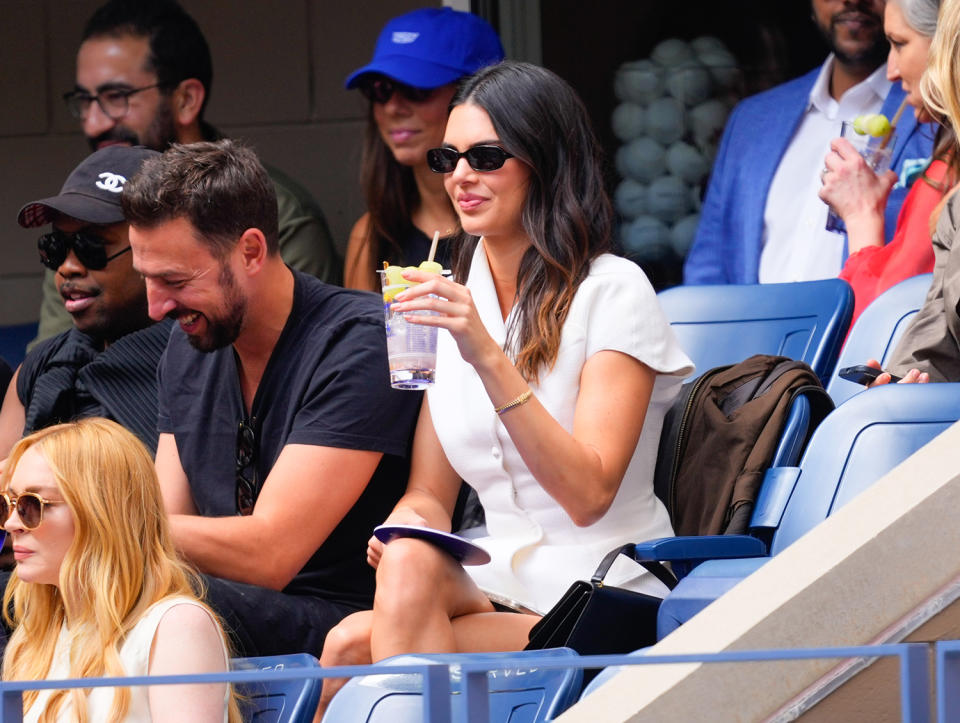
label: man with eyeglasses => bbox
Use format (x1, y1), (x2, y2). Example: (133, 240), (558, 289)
(123, 139), (421, 660)
(0, 145), (167, 460)
(32, 0), (341, 347)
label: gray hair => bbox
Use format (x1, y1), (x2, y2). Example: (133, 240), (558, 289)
(894, 0), (942, 37)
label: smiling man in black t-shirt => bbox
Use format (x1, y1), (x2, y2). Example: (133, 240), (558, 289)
(123, 139), (420, 658)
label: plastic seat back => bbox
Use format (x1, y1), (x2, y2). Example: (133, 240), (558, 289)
(232, 653), (321, 723)
(770, 382), (960, 555)
(827, 273), (931, 406)
(323, 648), (583, 723)
(657, 279), (853, 383)
(0, 321), (38, 369)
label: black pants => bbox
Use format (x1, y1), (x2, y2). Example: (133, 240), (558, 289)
(202, 575), (364, 659)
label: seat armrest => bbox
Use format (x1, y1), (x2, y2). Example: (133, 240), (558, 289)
(633, 535), (767, 562)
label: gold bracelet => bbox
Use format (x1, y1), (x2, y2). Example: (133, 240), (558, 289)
(494, 389), (533, 415)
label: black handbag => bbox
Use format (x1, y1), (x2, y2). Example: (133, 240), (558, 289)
(524, 544), (677, 656)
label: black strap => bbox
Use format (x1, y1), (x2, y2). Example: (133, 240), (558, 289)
(591, 544), (677, 590)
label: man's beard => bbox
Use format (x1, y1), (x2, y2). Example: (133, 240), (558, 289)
(185, 264), (248, 353)
(87, 98), (178, 153)
(820, 10), (888, 70)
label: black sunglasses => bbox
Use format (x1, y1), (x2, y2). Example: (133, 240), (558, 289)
(235, 417), (258, 516)
(38, 230), (131, 271)
(359, 77), (435, 105)
(0, 491), (63, 531)
(426, 145), (515, 174)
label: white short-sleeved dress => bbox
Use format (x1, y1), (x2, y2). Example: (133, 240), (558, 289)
(22, 596), (229, 723)
(427, 243), (694, 614)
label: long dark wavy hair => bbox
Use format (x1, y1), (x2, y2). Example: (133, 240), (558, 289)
(351, 107), (422, 287)
(449, 61), (613, 382)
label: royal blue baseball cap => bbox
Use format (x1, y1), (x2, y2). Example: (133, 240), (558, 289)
(345, 7), (504, 90)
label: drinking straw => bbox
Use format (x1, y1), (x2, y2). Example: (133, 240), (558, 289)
(427, 230), (440, 264)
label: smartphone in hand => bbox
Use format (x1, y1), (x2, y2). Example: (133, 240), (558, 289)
(838, 364), (903, 386)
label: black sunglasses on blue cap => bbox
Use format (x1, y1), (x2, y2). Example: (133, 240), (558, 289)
(426, 145), (515, 173)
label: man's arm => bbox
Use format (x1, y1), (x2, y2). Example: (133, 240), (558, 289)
(0, 367), (24, 459)
(155, 433), (198, 515)
(163, 440), (382, 590)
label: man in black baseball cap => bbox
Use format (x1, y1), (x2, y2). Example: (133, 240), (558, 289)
(0, 145), (168, 459)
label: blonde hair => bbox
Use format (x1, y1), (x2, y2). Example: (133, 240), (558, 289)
(0, 419), (240, 722)
(920, 0), (960, 125)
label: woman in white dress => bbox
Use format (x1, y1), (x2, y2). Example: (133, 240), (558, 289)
(317, 60), (692, 713)
(1, 418), (240, 722)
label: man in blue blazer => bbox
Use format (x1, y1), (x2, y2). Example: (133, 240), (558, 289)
(684, 0), (934, 285)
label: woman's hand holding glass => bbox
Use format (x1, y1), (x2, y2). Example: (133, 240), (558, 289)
(819, 137), (898, 254)
(390, 268), (501, 370)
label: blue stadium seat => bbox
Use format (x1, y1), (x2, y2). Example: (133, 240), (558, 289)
(323, 647), (582, 723)
(0, 321), (38, 369)
(657, 278), (854, 383)
(652, 383), (960, 638)
(826, 273), (932, 406)
(232, 653), (321, 723)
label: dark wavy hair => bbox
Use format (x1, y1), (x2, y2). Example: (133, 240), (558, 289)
(351, 106), (422, 287)
(449, 61), (613, 382)
(83, 0), (213, 120)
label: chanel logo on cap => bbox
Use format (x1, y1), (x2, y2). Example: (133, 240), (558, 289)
(95, 172), (127, 193)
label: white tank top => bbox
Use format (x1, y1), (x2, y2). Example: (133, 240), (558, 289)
(22, 596), (228, 723)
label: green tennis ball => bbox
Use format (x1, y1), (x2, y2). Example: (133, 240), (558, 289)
(852, 115), (870, 135)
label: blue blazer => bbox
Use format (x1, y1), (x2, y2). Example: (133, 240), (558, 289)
(683, 66), (936, 284)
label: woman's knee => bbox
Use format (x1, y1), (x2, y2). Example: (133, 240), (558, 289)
(376, 539), (448, 593)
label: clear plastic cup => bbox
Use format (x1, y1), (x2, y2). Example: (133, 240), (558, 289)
(378, 270), (444, 390)
(825, 121), (897, 234)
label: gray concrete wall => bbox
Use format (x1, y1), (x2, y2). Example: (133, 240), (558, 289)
(0, 0), (434, 325)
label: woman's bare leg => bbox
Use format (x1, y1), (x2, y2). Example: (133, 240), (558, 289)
(451, 611), (541, 651)
(371, 538), (494, 660)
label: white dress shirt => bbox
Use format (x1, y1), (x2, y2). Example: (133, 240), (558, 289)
(759, 57), (891, 283)
(427, 243), (694, 613)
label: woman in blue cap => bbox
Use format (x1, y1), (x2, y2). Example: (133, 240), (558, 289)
(342, 7), (503, 290)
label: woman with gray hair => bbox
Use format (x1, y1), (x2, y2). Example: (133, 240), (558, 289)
(819, 0), (957, 325)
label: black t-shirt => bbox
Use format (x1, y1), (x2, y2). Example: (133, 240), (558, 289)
(395, 225), (453, 271)
(0, 357), (11, 401)
(157, 271), (421, 605)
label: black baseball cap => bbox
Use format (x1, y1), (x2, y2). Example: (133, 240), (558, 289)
(17, 145), (160, 228)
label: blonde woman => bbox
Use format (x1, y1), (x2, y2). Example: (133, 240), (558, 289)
(1, 418), (240, 722)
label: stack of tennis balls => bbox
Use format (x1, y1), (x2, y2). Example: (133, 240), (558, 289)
(612, 36), (740, 269)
